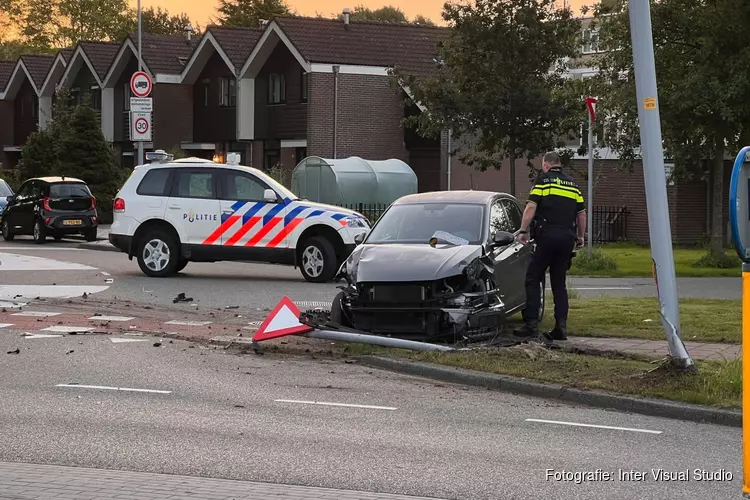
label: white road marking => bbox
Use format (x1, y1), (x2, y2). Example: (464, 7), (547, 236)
(274, 399), (397, 411)
(0, 300), (27, 309)
(41, 326), (95, 333)
(100, 272), (111, 276)
(0, 285), (109, 299)
(295, 301), (331, 308)
(525, 419), (662, 434)
(248, 321), (262, 327)
(165, 320), (212, 326)
(0, 323), (13, 328)
(88, 315), (134, 322)
(0, 252), (97, 271)
(23, 334), (63, 339)
(547, 287), (633, 291)
(12, 311), (61, 317)
(56, 384), (172, 394)
(110, 338), (150, 343)
(0, 247), (80, 251)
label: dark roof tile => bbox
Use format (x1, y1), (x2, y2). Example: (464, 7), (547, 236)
(60, 48), (75, 62)
(0, 60), (16, 92)
(275, 16), (449, 78)
(79, 41), (121, 81)
(20, 54), (56, 88)
(207, 26), (263, 70)
(127, 32), (202, 74)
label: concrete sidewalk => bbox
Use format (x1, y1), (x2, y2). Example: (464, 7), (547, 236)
(565, 336), (740, 361)
(0, 461), (444, 500)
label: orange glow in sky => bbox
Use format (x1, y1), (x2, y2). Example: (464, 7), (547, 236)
(132, 0), (591, 29)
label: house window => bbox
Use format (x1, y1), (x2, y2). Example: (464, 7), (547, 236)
(664, 163), (675, 186)
(268, 73), (285, 104)
(295, 147), (307, 161)
(203, 84), (209, 107)
(90, 88), (101, 110)
(264, 149), (280, 169)
(301, 72), (308, 102)
(582, 28), (601, 54)
(219, 77), (236, 107)
(124, 83), (133, 110)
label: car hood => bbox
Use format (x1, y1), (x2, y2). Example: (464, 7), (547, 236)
(349, 243), (484, 282)
(294, 199), (365, 220)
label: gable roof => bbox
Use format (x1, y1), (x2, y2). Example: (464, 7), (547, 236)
(38, 49), (72, 97)
(181, 25), (262, 84)
(20, 54), (56, 89)
(127, 32), (201, 74)
(0, 60), (15, 93)
(240, 16), (449, 80)
(60, 48), (75, 63)
(58, 41), (120, 89)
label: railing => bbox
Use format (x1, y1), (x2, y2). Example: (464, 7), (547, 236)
(338, 203), (390, 225)
(592, 205), (628, 243)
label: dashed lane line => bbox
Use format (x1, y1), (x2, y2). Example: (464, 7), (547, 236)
(274, 399), (398, 411)
(11, 311), (61, 317)
(88, 316), (135, 322)
(164, 320), (212, 326)
(41, 326), (95, 333)
(525, 419), (662, 434)
(56, 384), (172, 394)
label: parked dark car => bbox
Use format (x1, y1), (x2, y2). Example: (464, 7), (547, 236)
(331, 190), (545, 342)
(1, 176), (99, 244)
(0, 178), (12, 226)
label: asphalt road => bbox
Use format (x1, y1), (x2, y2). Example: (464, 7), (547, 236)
(0, 239), (741, 313)
(0, 329), (740, 500)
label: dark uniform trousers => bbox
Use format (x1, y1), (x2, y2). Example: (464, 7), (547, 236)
(522, 225), (576, 327)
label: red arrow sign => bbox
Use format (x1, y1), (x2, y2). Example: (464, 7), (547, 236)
(585, 97), (597, 123)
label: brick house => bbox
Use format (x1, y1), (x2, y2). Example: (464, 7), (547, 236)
(101, 31), (201, 168)
(179, 26), (262, 163)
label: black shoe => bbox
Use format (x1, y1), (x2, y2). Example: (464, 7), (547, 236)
(543, 326), (567, 342)
(513, 324), (539, 338)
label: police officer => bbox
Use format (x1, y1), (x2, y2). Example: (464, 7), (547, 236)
(513, 151), (587, 341)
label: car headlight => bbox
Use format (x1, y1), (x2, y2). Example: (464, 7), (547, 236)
(343, 216), (368, 228)
(464, 260), (480, 280)
(338, 255), (358, 283)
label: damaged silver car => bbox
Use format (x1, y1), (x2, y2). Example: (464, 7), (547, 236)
(330, 190), (545, 342)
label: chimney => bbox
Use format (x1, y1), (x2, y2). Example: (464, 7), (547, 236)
(260, 19), (268, 28)
(343, 8), (351, 26)
(184, 25), (193, 42)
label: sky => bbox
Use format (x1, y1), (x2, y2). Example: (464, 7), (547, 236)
(133, 0), (591, 28)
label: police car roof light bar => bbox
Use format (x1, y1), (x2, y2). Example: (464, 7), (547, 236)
(145, 149), (174, 163)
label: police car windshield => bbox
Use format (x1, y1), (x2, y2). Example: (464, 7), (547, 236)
(0, 181), (11, 197)
(366, 203), (485, 245)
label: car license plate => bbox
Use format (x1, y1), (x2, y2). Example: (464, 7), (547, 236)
(63, 219), (82, 226)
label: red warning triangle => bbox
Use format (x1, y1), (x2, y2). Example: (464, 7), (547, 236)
(252, 296), (313, 341)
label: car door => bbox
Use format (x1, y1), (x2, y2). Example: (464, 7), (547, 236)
(164, 168), (221, 248)
(215, 169), (288, 253)
(488, 199), (525, 308)
(8, 181), (33, 233)
(501, 197), (532, 305)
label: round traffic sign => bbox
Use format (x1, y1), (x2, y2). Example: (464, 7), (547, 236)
(130, 71), (152, 97)
(134, 117), (149, 135)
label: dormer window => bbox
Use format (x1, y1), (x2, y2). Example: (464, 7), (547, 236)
(268, 73), (286, 104)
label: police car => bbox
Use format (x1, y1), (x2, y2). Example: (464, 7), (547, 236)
(108, 151), (370, 282)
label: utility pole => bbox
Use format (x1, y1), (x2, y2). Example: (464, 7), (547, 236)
(586, 97), (596, 257)
(136, 0), (144, 167)
(628, 0), (695, 370)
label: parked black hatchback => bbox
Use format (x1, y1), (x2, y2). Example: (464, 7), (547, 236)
(1, 176), (99, 244)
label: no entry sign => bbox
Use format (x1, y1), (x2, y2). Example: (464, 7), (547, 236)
(130, 71), (152, 98)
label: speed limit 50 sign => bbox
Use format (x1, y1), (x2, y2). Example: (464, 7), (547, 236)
(130, 111), (152, 141)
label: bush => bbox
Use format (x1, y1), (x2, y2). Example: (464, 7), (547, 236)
(571, 247), (618, 274)
(692, 251), (741, 269)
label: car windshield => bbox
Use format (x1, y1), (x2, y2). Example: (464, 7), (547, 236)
(50, 183), (91, 198)
(0, 181), (11, 197)
(366, 203), (485, 245)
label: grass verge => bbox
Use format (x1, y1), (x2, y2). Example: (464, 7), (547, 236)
(548, 297), (740, 344)
(570, 242), (742, 277)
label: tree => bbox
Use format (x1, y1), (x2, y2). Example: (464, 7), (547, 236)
(4, 0), (130, 48)
(335, 5), (434, 24)
(118, 7), (200, 38)
(583, 0), (750, 260)
(214, 0), (291, 28)
(391, 0), (581, 196)
(412, 14), (435, 26)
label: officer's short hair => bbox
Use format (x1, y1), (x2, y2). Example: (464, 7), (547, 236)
(543, 151), (561, 165)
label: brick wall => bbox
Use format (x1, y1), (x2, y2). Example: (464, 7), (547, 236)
(308, 71), (407, 161)
(152, 83), (193, 150)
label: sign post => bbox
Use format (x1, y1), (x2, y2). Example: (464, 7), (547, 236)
(628, 0), (694, 370)
(585, 97), (597, 258)
(130, 70), (151, 166)
(728, 146), (750, 498)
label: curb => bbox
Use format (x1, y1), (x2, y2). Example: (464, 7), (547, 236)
(354, 355), (742, 428)
(77, 242), (119, 252)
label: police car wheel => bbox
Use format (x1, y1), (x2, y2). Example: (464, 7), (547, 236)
(1, 220), (13, 241)
(299, 236), (336, 283)
(137, 229), (178, 277)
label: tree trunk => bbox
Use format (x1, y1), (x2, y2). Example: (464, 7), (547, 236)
(709, 145), (725, 259)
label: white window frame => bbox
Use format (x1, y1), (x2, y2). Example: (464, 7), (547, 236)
(268, 73), (286, 105)
(664, 162), (675, 186)
(582, 28), (602, 54)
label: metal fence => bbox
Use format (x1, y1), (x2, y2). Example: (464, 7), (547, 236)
(591, 205), (629, 243)
(338, 203), (390, 224)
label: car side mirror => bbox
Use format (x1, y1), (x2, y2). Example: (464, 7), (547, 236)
(493, 231), (515, 247)
(6, 195), (14, 204)
(263, 189), (277, 203)
(354, 232), (366, 245)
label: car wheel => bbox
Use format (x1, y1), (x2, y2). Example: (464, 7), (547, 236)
(83, 228), (97, 242)
(538, 274), (546, 322)
(1, 220), (14, 241)
(33, 219), (46, 244)
(299, 236), (337, 283)
(175, 259), (188, 273)
(136, 229), (178, 277)
(330, 291), (352, 327)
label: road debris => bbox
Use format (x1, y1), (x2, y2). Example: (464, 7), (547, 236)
(224, 305), (239, 309)
(173, 293), (193, 303)
(6, 348), (19, 354)
(66, 350), (74, 355)
(153, 341), (162, 347)
(105, 278), (114, 284)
